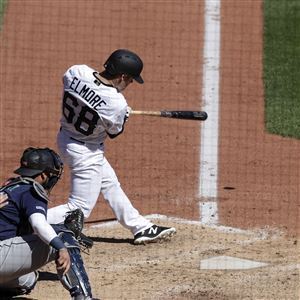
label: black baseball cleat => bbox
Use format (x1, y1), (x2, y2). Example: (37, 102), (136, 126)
(133, 225), (176, 245)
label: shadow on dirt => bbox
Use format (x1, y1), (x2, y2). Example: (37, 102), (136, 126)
(89, 236), (133, 244)
(37, 271), (59, 281)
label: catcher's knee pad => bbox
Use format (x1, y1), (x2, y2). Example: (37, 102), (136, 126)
(58, 231), (92, 298)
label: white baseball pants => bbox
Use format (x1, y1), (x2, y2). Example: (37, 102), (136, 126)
(47, 130), (152, 235)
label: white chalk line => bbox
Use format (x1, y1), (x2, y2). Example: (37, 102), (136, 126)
(199, 0), (221, 225)
(90, 214), (283, 242)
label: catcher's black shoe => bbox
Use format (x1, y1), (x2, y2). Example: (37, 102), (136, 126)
(64, 209), (93, 249)
(133, 225), (176, 245)
(0, 271), (39, 297)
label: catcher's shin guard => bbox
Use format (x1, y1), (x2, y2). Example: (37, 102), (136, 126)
(58, 231), (93, 299)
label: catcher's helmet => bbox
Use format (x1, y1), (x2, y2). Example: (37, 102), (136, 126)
(104, 49), (144, 84)
(14, 147), (63, 190)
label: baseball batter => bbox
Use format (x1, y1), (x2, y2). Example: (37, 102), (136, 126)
(0, 147), (99, 299)
(47, 49), (176, 244)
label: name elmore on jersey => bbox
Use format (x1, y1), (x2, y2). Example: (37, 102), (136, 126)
(68, 75), (107, 111)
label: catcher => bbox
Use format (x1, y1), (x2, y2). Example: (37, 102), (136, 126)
(0, 147), (99, 299)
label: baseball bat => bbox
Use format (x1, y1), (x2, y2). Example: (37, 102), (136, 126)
(131, 110), (208, 121)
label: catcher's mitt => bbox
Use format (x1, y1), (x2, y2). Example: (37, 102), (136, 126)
(64, 209), (93, 250)
(64, 209), (84, 238)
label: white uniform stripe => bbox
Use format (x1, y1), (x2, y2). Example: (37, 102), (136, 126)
(199, 0), (221, 224)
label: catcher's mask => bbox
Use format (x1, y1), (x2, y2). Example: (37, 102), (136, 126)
(103, 49), (144, 84)
(14, 147), (63, 192)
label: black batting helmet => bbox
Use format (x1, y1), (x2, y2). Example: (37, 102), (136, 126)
(14, 147), (63, 191)
(104, 49), (144, 84)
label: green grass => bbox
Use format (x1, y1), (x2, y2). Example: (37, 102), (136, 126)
(0, 0), (7, 30)
(264, 0), (300, 138)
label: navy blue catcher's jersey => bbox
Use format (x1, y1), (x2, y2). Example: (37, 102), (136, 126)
(0, 179), (48, 241)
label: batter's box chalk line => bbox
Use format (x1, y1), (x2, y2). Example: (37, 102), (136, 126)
(91, 214), (283, 243)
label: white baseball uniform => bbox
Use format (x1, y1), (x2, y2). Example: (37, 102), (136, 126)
(47, 65), (152, 235)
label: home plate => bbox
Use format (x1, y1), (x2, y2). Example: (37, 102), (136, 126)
(200, 256), (268, 270)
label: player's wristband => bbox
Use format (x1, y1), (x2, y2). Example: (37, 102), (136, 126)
(50, 236), (66, 250)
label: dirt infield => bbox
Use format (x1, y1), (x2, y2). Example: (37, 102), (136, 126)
(0, 0), (299, 299)
(17, 218), (299, 300)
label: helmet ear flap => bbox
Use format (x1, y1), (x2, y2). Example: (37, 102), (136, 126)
(104, 60), (117, 76)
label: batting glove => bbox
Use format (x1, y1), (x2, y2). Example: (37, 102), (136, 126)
(125, 106), (132, 122)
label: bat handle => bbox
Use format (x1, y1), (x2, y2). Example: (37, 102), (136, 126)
(131, 110), (161, 116)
